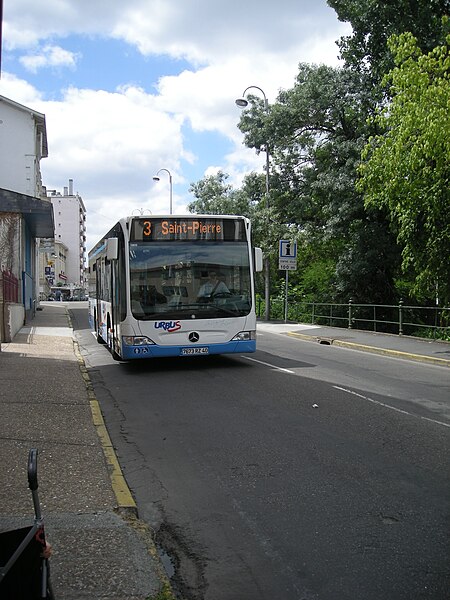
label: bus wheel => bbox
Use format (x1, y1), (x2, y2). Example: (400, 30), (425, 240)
(111, 348), (121, 361)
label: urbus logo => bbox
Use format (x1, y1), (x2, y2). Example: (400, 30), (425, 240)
(155, 321), (181, 333)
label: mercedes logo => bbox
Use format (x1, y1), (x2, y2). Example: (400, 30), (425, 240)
(189, 332), (199, 343)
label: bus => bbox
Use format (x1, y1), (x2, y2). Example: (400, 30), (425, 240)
(88, 215), (263, 360)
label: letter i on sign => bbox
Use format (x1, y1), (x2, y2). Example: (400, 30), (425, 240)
(280, 240), (297, 258)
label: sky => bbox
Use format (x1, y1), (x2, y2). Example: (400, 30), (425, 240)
(0, 0), (351, 250)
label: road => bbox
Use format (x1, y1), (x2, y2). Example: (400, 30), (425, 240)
(70, 306), (450, 600)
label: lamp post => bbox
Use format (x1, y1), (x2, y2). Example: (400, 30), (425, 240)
(235, 85), (271, 321)
(153, 168), (173, 215)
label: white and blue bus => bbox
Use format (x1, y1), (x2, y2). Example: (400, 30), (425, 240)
(88, 215), (263, 360)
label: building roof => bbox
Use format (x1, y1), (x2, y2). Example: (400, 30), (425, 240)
(0, 94), (48, 157)
(0, 188), (54, 237)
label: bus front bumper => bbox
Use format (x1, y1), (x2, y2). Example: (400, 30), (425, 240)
(120, 339), (256, 360)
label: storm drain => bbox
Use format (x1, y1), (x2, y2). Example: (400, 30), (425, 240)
(318, 338), (333, 345)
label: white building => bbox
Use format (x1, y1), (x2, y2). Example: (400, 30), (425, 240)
(46, 179), (87, 292)
(0, 95), (54, 342)
(0, 95), (47, 197)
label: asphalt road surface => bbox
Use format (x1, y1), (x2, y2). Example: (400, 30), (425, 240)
(71, 307), (450, 600)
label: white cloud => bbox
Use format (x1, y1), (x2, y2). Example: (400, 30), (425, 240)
(44, 86), (200, 248)
(3, 0), (113, 50)
(0, 72), (44, 105)
(1, 0), (351, 251)
(4, 0), (348, 64)
(0, 75), (189, 247)
(19, 45), (80, 73)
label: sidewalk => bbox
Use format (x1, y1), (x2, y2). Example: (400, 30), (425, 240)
(0, 303), (171, 600)
(257, 321), (450, 367)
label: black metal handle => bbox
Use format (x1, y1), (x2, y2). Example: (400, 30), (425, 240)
(28, 448), (38, 491)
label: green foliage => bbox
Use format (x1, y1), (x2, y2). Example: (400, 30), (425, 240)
(296, 258), (336, 302)
(328, 0), (449, 81)
(266, 64), (372, 230)
(146, 583), (176, 600)
(187, 171), (245, 215)
(334, 214), (403, 303)
(249, 62), (401, 303)
(358, 30), (450, 304)
(412, 327), (450, 342)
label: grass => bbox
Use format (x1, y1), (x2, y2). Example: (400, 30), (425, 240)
(146, 582), (177, 600)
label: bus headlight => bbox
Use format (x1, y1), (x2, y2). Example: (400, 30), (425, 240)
(123, 336), (155, 346)
(231, 331), (256, 341)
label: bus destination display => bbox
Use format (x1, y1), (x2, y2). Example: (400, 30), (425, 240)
(131, 218), (246, 242)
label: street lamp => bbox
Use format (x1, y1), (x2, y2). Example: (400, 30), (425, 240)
(153, 168), (173, 215)
(235, 85), (271, 321)
(235, 85), (269, 111)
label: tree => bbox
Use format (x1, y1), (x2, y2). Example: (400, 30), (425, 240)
(237, 63), (402, 303)
(357, 30), (450, 304)
(188, 171), (237, 215)
(328, 0), (450, 82)
(268, 64), (372, 230)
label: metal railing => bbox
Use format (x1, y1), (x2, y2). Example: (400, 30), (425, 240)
(256, 298), (450, 340)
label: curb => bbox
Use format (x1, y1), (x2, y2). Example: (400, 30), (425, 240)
(286, 332), (450, 367)
(73, 339), (138, 512)
(65, 307), (176, 599)
(122, 512), (176, 599)
(64, 307), (137, 512)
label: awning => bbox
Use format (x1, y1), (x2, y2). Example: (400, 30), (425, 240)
(0, 188), (54, 238)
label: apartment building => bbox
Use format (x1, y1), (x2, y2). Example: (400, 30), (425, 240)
(46, 179), (87, 294)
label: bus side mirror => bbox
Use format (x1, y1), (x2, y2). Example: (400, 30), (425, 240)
(106, 238), (119, 260)
(254, 247), (263, 272)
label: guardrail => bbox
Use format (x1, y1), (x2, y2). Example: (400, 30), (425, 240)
(256, 298), (450, 340)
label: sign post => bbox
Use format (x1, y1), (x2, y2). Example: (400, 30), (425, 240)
(279, 240), (297, 323)
(284, 270), (289, 323)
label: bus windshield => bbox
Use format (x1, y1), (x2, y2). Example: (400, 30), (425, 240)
(129, 241), (252, 320)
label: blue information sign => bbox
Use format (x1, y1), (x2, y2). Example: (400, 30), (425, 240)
(279, 240), (297, 258)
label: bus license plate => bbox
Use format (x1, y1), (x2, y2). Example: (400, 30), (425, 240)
(181, 347), (209, 356)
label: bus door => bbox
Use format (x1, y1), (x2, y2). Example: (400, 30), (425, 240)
(95, 258), (103, 339)
(110, 258), (121, 353)
(106, 236), (122, 357)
